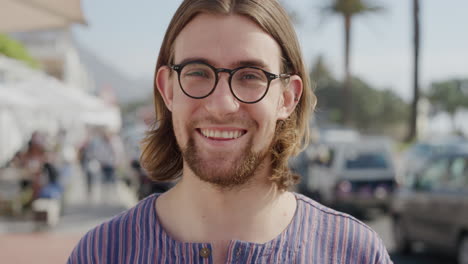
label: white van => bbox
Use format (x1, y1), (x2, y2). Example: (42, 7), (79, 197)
(300, 137), (397, 213)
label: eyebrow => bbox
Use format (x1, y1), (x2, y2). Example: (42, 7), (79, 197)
(232, 59), (268, 69)
(177, 57), (270, 70)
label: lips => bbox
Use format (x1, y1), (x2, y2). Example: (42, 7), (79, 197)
(198, 128), (246, 140)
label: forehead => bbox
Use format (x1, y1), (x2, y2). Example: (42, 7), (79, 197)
(173, 13), (282, 71)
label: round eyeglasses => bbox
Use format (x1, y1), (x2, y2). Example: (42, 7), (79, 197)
(170, 61), (291, 104)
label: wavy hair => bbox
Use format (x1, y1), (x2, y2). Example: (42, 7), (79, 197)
(140, 0), (316, 190)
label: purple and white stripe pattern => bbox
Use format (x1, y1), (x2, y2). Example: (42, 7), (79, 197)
(68, 193), (392, 263)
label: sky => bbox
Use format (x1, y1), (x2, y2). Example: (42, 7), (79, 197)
(72, 0), (468, 103)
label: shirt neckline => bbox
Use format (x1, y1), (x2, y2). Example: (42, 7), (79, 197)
(150, 192), (302, 250)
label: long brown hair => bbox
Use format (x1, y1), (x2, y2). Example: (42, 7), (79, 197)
(140, 0), (316, 190)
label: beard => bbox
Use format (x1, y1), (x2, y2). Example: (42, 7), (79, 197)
(179, 120), (274, 190)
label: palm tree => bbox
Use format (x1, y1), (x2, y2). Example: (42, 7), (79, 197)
(406, 0), (420, 142)
(322, 0), (383, 126)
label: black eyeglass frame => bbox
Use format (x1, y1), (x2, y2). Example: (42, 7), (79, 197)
(170, 60), (291, 104)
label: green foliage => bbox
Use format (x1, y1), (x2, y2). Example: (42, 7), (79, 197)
(0, 34), (39, 68)
(121, 96), (153, 115)
(310, 55), (335, 86)
(310, 56), (409, 136)
(426, 79), (468, 116)
(323, 0), (384, 17)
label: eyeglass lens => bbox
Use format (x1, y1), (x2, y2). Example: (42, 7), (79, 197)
(179, 62), (269, 103)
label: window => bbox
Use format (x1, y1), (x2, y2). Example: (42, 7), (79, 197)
(447, 156), (468, 189)
(418, 158), (450, 190)
(345, 152), (388, 169)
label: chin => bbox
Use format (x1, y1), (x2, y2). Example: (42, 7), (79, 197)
(182, 137), (267, 189)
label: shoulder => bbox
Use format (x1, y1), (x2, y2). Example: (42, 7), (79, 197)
(67, 194), (158, 264)
(293, 193), (392, 263)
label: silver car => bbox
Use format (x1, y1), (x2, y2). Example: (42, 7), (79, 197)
(392, 150), (468, 264)
(301, 137), (397, 215)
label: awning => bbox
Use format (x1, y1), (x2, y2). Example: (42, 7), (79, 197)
(0, 0), (86, 33)
(0, 109), (24, 166)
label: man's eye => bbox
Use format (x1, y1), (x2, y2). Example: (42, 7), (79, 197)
(185, 71), (208, 77)
(240, 73), (262, 80)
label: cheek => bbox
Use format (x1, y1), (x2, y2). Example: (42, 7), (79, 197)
(251, 106), (279, 137)
(171, 111), (184, 144)
(171, 101), (193, 146)
(259, 91), (283, 122)
(172, 85), (196, 113)
(266, 84), (284, 114)
(253, 94), (283, 143)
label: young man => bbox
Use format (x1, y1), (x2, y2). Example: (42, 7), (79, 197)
(68, 0), (392, 263)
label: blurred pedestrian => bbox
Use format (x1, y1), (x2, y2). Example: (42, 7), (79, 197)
(22, 132), (47, 201)
(51, 129), (77, 212)
(78, 132), (97, 196)
(68, 1), (392, 263)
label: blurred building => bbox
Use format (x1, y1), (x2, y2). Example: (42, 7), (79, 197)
(11, 29), (95, 94)
(0, 29), (122, 166)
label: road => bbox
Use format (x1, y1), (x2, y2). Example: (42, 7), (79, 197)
(364, 213), (457, 264)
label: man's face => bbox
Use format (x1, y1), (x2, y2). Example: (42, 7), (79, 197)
(159, 14), (295, 189)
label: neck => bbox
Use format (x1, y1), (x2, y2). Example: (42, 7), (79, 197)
(177, 171), (282, 222)
(156, 162), (296, 244)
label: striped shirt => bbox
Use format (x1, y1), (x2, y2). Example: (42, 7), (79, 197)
(67, 193), (392, 263)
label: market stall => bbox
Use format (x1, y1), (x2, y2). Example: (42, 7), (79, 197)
(0, 56), (121, 168)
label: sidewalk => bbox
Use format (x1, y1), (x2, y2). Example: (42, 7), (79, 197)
(65, 163), (138, 208)
(0, 233), (82, 264)
(0, 164), (139, 263)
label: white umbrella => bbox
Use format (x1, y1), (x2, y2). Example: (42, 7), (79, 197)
(0, 109), (24, 166)
(0, 0), (86, 33)
(0, 88), (35, 109)
(7, 77), (122, 132)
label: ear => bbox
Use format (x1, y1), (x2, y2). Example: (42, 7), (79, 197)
(155, 66), (174, 112)
(277, 75), (303, 120)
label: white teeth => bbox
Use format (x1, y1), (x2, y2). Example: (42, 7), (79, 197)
(200, 129), (244, 139)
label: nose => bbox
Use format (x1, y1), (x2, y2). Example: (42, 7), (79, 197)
(203, 72), (240, 117)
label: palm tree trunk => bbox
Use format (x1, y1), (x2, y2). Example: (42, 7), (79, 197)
(406, 0), (420, 142)
(343, 14), (352, 126)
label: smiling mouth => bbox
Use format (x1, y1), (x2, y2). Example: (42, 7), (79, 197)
(198, 128), (247, 140)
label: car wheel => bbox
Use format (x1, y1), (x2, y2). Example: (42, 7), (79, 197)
(458, 235), (468, 264)
(393, 217), (412, 255)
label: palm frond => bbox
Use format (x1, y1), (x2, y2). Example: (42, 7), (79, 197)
(321, 0), (385, 17)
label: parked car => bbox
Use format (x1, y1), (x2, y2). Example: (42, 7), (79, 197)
(299, 136), (397, 215)
(398, 137), (468, 186)
(391, 150), (468, 264)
